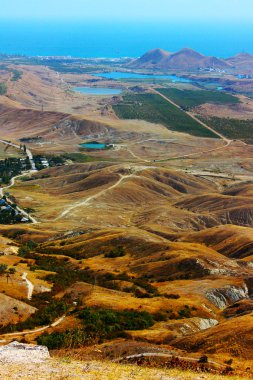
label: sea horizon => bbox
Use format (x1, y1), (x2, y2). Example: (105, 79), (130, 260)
(0, 20), (253, 59)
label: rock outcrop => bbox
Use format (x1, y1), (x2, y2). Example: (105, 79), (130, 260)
(0, 341), (50, 363)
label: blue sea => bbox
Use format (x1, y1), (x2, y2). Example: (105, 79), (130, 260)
(0, 20), (252, 58)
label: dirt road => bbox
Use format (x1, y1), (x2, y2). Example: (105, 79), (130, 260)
(22, 272), (34, 300)
(55, 173), (134, 220)
(151, 88), (231, 142)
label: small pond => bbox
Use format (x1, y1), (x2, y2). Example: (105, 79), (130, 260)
(80, 142), (106, 149)
(74, 86), (122, 95)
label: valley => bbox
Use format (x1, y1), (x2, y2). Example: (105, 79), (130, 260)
(1, 49), (253, 378)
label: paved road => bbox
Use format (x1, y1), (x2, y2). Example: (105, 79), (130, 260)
(0, 140), (38, 223)
(0, 173), (38, 224)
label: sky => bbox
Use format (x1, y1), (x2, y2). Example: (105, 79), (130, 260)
(1, 0), (252, 22)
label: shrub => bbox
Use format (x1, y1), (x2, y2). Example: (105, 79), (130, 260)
(104, 246), (125, 258)
(0, 264), (7, 274)
(38, 307), (154, 349)
(199, 355), (208, 363)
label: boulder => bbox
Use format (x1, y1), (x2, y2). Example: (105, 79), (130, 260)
(0, 341), (50, 363)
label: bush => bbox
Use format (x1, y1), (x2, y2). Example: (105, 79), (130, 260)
(38, 307), (154, 349)
(0, 299), (68, 333)
(0, 264), (7, 274)
(38, 328), (94, 349)
(79, 307), (154, 334)
(199, 355), (208, 363)
(104, 246), (125, 258)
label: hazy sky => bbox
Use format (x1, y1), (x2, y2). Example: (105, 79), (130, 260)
(1, 0), (252, 21)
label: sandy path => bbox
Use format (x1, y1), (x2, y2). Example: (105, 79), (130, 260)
(0, 315), (66, 341)
(55, 173), (133, 220)
(22, 272), (34, 300)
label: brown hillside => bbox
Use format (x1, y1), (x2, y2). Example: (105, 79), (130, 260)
(173, 312), (253, 359)
(129, 48), (230, 70)
(178, 225), (253, 259)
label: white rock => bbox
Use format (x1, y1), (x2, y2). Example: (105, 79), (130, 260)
(0, 341), (50, 363)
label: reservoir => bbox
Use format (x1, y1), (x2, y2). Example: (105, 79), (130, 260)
(92, 71), (192, 82)
(80, 142), (106, 149)
(74, 87), (122, 95)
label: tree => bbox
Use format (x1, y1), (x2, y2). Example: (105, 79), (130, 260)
(0, 264), (7, 274)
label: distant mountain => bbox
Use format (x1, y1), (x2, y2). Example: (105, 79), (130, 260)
(128, 48), (172, 69)
(128, 48), (232, 71)
(226, 52), (253, 70)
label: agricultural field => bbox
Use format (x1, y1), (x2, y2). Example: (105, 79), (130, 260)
(113, 93), (217, 138)
(199, 116), (253, 144)
(156, 88), (240, 110)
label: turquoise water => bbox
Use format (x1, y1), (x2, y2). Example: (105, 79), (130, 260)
(74, 87), (122, 95)
(0, 21), (252, 58)
(93, 72), (191, 82)
(80, 143), (106, 149)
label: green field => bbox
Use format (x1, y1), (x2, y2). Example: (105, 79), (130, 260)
(199, 117), (253, 144)
(156, 88), (240, 110)
(113, 93), (217, 138)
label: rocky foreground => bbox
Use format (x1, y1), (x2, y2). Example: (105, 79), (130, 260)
(0, 342), (250, 380)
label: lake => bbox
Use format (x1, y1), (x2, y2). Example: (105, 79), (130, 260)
(93, 72), (192, 82)
(74, 87), (122, 95)
(80, 143), (106, 149)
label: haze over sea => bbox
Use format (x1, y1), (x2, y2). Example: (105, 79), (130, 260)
(0, 20), (252, 58)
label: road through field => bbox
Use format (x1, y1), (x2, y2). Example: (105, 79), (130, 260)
(0, 139), (36, 170)
(0, 173), (38, 224)
(151, 88), (231, 143)
(0, 140), (38, 223)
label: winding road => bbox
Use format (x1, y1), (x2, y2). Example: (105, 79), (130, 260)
(0, 139), (36, 170)
(0, 315), (66, 342)
(55, 173), (135, 220)
(22, 272), (34, 300)
(0, 173), (38, 224)
(0, 140), (38, 223)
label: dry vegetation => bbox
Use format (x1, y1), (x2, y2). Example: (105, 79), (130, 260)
(1, 63), (253, 378)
